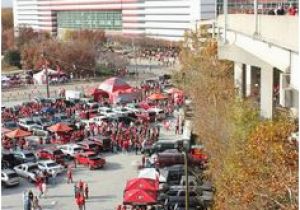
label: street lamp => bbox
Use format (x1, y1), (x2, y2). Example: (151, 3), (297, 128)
(41, 52), (50, 98)
(182, 151), (189, 210)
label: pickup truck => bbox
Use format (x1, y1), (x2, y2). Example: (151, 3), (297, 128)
(13, 163), (41, 182)
(18, 118), (37, 131)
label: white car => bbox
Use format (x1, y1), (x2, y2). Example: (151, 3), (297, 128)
(18, 118), (37, 131)
(37, 160), (65, 176)
(112, 107), (134, 117)
(1, 169), (20, 187)
(13, 163), (41, 182)
(147, 108), (165, 120)
(58, 144), (82, 158)
(98, 107), (117, 117)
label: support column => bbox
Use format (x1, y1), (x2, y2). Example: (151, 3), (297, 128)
(234, 62), (243, 98)
(279, 73), (289, 107)
(246, 65), (252, 96)
(260, 66), (273, 119)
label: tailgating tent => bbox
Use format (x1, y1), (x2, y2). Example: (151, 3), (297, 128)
(123, 189), (157, 205)
(85, 87), (109, 101)
(98, 77), (131, 93)
(5, 129), (31, 139)
(125, 178), (158, 192)
(111, 88), (141, 104)
(48, 123), (72, 132)
(166, 88), (183, 94)
(33, 69), (57, 84)
(138, 168), (167, 183)
(147, 93), (167, 100)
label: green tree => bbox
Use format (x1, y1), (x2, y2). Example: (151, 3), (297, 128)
(3, 49), (21, 68)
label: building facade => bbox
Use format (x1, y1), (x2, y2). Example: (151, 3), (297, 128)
(13, 0), (216, 41)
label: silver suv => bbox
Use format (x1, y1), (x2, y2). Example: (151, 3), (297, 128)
(1, 169), (20, 187)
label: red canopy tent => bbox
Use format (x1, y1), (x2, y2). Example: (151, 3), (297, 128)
(48, 123), (73, 144)
(48, 123), (73, 132)
(1, 127), (12, 135)
(5, 129), (31, 139)
(147, 93), (167, 100)
(125, 178), (158, 192)
(98, 77), (132, 93)
(85, 87), (109, 102)
(123, 189), (157, 205)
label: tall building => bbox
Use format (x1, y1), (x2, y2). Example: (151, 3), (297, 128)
(13, 0), (216, 41)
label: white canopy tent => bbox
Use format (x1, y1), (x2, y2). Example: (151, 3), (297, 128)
(138, 168), (166, 182)
(33, 69), (57, 84)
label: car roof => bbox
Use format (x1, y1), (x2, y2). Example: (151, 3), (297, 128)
(2, 169), (17, 174)
(78, 141), (97, 145)
(82, 151), (96, 155)
(38, 160), (56, 164)
(15, 150), (34, 154)
(20, 162), (38, 167)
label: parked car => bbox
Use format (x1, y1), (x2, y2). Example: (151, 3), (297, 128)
(37, 160), (65, 176)
(1, 169), (20, 187)
(147, 107), (166, 120)
(98, 107), (117, 117)
(2, 121), (18, 130)
(77, 141), (101, 153)
(74, 152), (106, 170)
(32, 125), (49, 136)
(2, 151), (22, 169)
(165, 190), (198, 208)
(142, 139), (187, 155)
(13, 150), (37, 163)
(18, 118), (36, 131)
(89, 135), (112, 152)
(54, 113), (73, 125)
(13, 163), (41, 182)
(58, 144), (82, 159)
(155, 152), (206, 169)
(37, 148), (65, 160)
(33, 117), (52, 130)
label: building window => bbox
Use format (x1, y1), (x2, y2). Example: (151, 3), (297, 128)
(57, 10), (122, 30)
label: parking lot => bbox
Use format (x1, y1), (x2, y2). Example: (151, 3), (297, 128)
(2, 152), (141, 210)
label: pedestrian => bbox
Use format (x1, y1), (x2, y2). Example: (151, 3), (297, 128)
(32, 196), (42, 210)
(175, 118), (179, 135)
(41, 181), (47, 198)
(78, 179), (84, 192)
(181, 119), (184, 134)
(84, 182), (89, 199)
(67, 166), (73, 184)
(75, 193), (83, 210)
(52, 170), (57, 185)
(74, 184), (80, 198)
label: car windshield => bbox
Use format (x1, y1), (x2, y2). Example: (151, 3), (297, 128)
(5, 122), (17, 127)
(60, 116), (67, 120)
(53, 150), (63, 155)
(7, 173), (18, 179)
(28, 165), (38, 171)
(46, 163), (58, 167)
(89, 144), (97, 149)
(74, 148), (81, 152)
(88, 154), (98, 159)
(40, 118), (48, 123)
(26, 120), (35, 125)
(25, 153), (35, 158)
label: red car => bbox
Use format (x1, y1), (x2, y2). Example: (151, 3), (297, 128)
(74, 152), (105, 170)
(77, 141), (101, 153)
(37, 148), (65, 160)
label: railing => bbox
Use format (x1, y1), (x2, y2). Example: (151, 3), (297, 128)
(217, 14), (299, 52)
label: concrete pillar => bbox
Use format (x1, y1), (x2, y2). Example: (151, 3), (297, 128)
(246, 65), (252, 96)
(234, 62), (243, 98)
(260, 66), (273, 119)
(279, 73), (289, 107)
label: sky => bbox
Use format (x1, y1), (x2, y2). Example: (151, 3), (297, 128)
(2, 0), (13, 8)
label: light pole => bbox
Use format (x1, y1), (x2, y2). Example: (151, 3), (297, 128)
(182, 151), (189, 210)
(41, 52), (50, 98)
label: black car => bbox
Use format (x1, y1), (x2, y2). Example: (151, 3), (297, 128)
(2, 121), (18, 130)
(2, 151), (22, 169)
